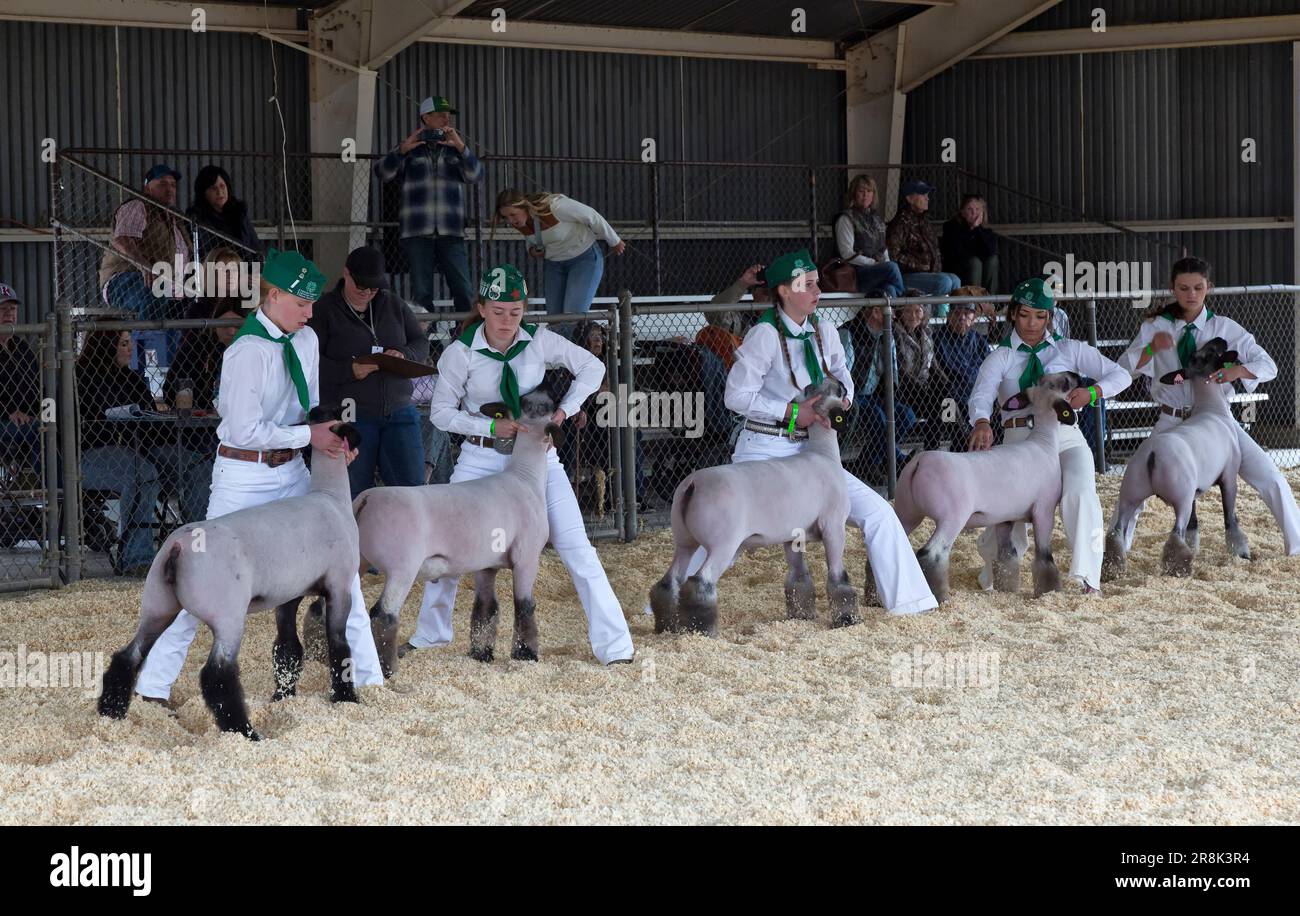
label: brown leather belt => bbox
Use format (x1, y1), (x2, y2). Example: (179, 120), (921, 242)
(1004, 416), (1034, 429)
(465, 435), (497, 449)
(1160, 404), (1192, 419)
(217, 444), (301, 467)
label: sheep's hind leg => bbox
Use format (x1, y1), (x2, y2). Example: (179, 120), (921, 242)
(469, 569), (500, 663)
(510, 559), (541, 662)
(270, 597), (303, 701)
(991, 522), (1022, 593)
(679, 544), (735, 637)
(1102, 497), (1141, 582)
(650, 542), (695, 634)
(783, 542), (816, 621)
(916, 519), (961, 604)
(302, 597), (329, 665)
(323, 585), (359, 704)
(370, 567), (418, 678)
(199, 616), (258, 739)
(99, 582), (183, 720)
(1161, 497), (1196, 577)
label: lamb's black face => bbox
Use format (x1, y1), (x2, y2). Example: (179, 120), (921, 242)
(1186, 338), (1230, 378)
(1038, 371), (1081, 396)
(519, 391), (556, 421)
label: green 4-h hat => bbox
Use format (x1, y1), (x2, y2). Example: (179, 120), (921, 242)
(479, 264), (528, 302)
(1010, 277), (1055, 312)
(263, 247), (327, 302)
(766, 249), (818, 291)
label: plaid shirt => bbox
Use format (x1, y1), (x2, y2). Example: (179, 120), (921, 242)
(375, 141), (483, 239)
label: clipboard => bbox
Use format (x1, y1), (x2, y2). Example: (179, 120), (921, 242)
(352, 352), (436, 378)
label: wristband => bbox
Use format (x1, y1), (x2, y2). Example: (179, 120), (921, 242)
(1144, 343), (1154, 357)
(489, 419), (496, 437)
(788, 403), (799, 436)
(1088, 385), (1098, 406)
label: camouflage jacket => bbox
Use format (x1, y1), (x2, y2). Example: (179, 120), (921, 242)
(886, 207), (943, 274)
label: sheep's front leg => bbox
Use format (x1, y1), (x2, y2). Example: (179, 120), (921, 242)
(783, 542), (816, 621)
(510, 559), (541, 662)
(1220, 475), (1251, 560)
(199, 616), (259, 740)
(323, 585), (359, 704)
(820, 518), (860, 628)
(1161, 496), (1197, 577)
(469, 569), (500, 663)
(991, 522), (1021, 593)
(271, 597), (303, 701)
(1029, 502), (1062, 597)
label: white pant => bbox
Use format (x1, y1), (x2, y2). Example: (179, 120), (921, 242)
(977, 423), (1101, 590)
(1117, 412), (1300, 555)
(410, 443), (635, 664)
(135, 455), (384, 699)
(656, 429), (938, 616)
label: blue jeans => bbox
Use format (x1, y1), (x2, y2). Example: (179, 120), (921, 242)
(854, 261), (904, 297)
(543, 244), (604, 315)
(901, 271), (962, 319)
(402, 235), (474, 314)
(81, 445), (161, 569)
(347, 405), (426, 498)
(106, 271), (183, 373)
(858, 391), (915, 467)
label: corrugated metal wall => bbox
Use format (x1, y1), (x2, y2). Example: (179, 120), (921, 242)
(1021, 0), (1300, 30)
(0, 21), (308, 323)
(905, 41), (1296, 285)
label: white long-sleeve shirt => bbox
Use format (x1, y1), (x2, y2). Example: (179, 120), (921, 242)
(431, 323), (605, 436)
(967, 330), (1130, 426)
(529, 195), (621, 262)
(216, 308), (319, 451)
(834, 213), (892, 267)
(1117, 309), (1275, 410)
(724, 307), (853, 425)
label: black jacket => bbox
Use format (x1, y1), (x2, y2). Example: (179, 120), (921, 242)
(0, 335), (40, 417)
(309, 287), (430, 418)
(187, 198), (261, 262)
(940, 217), (998, 266)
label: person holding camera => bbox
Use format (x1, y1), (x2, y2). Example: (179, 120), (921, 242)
(375, 95), (482, 324)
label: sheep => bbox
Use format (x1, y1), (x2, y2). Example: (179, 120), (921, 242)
(892, 372), (1081, 602)
(1102, 337), (1250, 579)
(356, 391), (559, 677)
(98, 408), (362, 740)
(649, 378), (855, 636)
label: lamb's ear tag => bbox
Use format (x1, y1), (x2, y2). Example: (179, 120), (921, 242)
(829, 407), (847, 428)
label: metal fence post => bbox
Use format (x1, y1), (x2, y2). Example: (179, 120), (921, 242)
(808, 166), (818, 259)
(42, 313), (62, 588)
(1086, 297), (1108, 473)
(618, 289), (638, 540)
(884, 299), (898, 498)
(57, 304), (82, 584)
(607, 303), (625, 534)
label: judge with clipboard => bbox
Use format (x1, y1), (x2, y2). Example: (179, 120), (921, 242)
(309, 246), (432, 497)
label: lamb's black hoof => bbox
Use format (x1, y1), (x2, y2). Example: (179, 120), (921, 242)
(330, 683), (359, 704)
(469, 646), (494, 663)
(270, 686), (296, 702)
(511, 644), (539, 662)
(397, 641), (420, 659)
(830, 613), (861, 629)
(244, 729), (263, 742)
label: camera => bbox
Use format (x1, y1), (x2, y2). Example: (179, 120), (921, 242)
(421, 128), (446, 144)
(754, 267), (768, 286)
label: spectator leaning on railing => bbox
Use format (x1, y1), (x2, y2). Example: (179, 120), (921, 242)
(186, 165), (261, 261)
(309, 245), (429, 498)
(886, 178), (961, 317)
(0, 284), (41, 474)
(495, 188), (625, 316)
(375, 94), (483, 323)
(98, 163), (192, 374)
(940, 194), (999, 293)
(834, 175), (905, 297)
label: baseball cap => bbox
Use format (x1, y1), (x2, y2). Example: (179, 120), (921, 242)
(900, 179), (934, 198)
(0, 282), (20, 305)
(419, 95), (458, 116)
(345, 247), (387, 290)
(143, 163), (181, 185)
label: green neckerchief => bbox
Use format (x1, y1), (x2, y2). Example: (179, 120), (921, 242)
(1165, 307), (1214, 369)
(460, 319), (539, 419)
(999, 333), (1062, 392)
(233, 311), (309, 412)
(757, 307), (825, 386)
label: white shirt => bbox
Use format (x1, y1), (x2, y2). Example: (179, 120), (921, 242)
(431, 323), (605, 437)
(216, 309), (319, 451)
(967, 330), (1130, 425)
(1118, 309), (1275, 410)
(725, 307), (853, 425)
(529, 195), (621, 262)
(834, 213), (892, 267)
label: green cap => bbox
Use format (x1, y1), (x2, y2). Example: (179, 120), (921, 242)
(419, 95), (458, 115)
(479, 264), (528, 302)
(262, 247), (327, 302)
(1010, 277), (1054, 312)
(766, 249), (817, 291)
